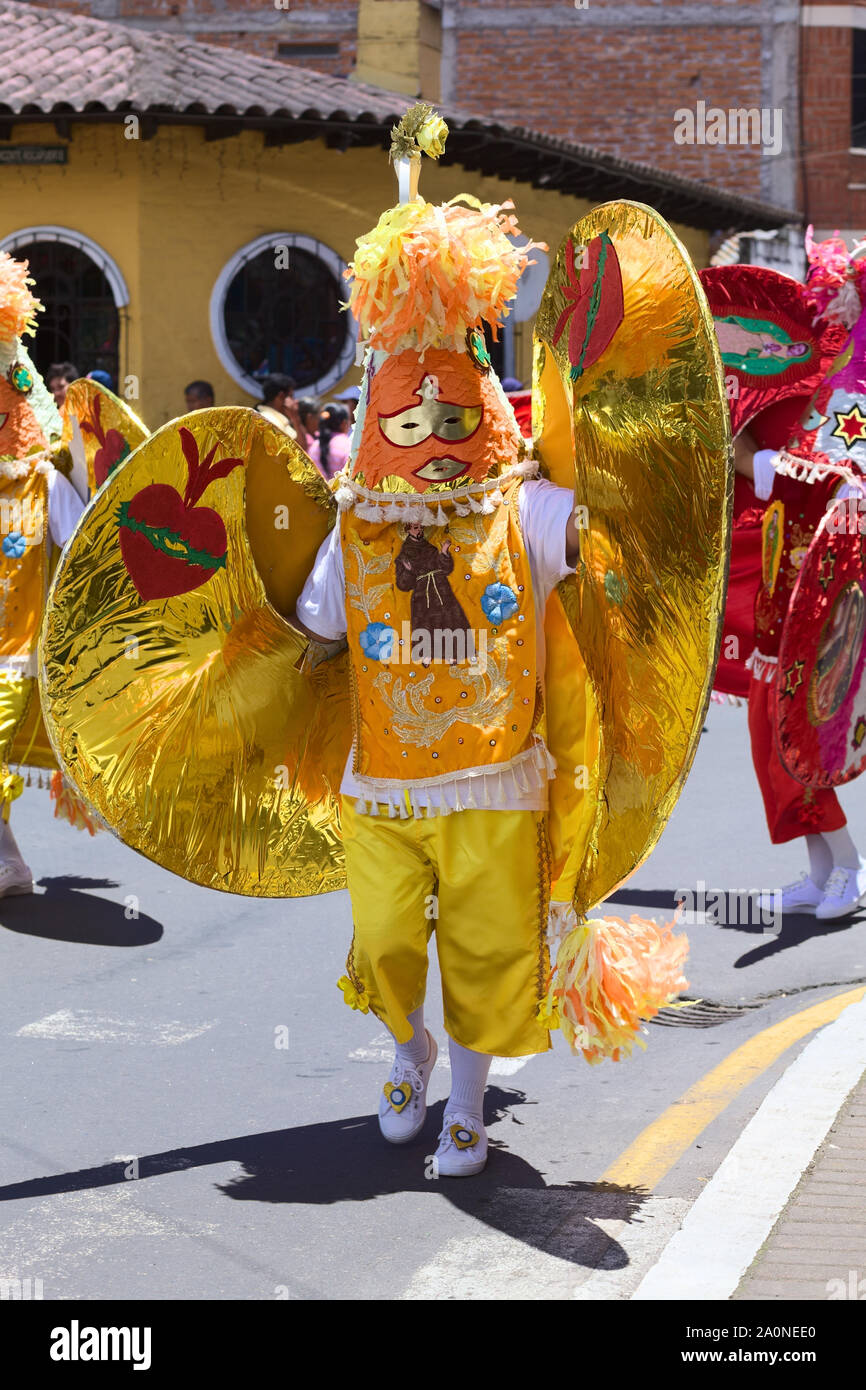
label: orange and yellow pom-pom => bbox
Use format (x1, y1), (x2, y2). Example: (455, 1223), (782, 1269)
(345, 196), (546, 356)
(50, 770), (99, 836)
(539, 913), (690, 1064)
(0, 251), (44, 347)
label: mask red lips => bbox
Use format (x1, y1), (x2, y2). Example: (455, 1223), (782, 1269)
(413, 456), (469, 482)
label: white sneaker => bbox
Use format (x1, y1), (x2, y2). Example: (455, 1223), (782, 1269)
(757, 872), (824, 917)
(0, 857), (33, 898)
(378, 1031), (438, 1144)
(433, 1113), (488, 1178)
(815, 864), (866, 921)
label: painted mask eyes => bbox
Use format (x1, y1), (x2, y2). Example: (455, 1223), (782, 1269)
(378, 375), (482, 447)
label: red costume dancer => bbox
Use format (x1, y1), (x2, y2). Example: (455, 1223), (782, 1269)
(745, 456), (849, 848)
(713, 471), (764, 702)
(733, 234), (866, 919)
(701, 262), (839, 703)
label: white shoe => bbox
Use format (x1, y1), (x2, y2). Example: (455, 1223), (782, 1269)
(378, 1031), (438, 1144)
(434, 1112), (488, 1178)
(757, 872), (823, 917)
(0, 857), (33, 898)
(815, 863), (866, 921)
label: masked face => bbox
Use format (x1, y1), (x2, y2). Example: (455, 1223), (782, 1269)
(353, 348), (520, 491)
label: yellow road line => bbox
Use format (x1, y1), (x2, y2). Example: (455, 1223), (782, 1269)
(601, 985), (866, 1191)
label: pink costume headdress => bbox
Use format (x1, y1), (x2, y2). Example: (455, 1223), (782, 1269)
(805, 225), (866, 329)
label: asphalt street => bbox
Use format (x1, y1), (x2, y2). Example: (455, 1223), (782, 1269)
(2, 700), (865, 1300)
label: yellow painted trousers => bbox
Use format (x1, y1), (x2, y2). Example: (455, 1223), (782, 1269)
(340, 796), (553, 1057)
(0, 672), (31, 753)
(0, 672), (34, 817)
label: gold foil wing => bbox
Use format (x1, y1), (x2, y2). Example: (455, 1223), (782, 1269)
(61, 378), (150, 499)
(533, 201), (733, 915)
(15, 379), (149, 770)
(39, 407), (350, 896)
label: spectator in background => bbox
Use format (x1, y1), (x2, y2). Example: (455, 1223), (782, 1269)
(47, 361), (80, 411)
(334, 384), (361, 425)
(255, 374), (303, 442)
(184, 380), (215, 412)
(296, 397), (320, 451)
(87, 369), (114, 392)
(309, 401), (351, 479)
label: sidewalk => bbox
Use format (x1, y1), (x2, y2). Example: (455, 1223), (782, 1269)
(633, 992), (866, 1300)
(735, 1072), (866, 1300)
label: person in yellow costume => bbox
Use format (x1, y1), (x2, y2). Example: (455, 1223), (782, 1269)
(0, 252), (85, 895)
(36, 108), (730, 1182)
(292, 114), (618, 1176)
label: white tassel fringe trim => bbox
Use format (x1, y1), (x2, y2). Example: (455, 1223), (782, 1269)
(330, 457), (540, 521)
(348, 736), (556, 818)
(745, 648), (778, 684)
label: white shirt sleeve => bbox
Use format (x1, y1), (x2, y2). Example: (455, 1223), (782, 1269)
(296, 519), (347, 641)
(751, 448), (778, 502)
(298, 485), (574, 642)
(47, 468), (86, 549)
(518, 478), (577, 606)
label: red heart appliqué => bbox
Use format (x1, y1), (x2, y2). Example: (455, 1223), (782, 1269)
(94, 428), (130, 488)
(81, 394), (132, 488)
(118, 427), (243, 602)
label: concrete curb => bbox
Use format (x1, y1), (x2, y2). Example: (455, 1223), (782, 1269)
(631, 993), (866, 1300)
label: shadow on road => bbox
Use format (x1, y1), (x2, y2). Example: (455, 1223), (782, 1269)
(734, 909), (866, 968)
(0, 1086), (644, 1272)
(610, 886), (866, 931)
(0, 876), (163, 947)
(606, 889), (678, 915)
(609, 886), (772, 934)
(608, 885), (866, 969)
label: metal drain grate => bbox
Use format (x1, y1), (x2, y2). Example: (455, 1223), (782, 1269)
(650, 999), (766, 1028)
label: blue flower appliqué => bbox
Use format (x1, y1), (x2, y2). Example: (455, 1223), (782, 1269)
(2, 531), (27, 560)
(359, 621), (397, 662)
(481, 582), (519, 625)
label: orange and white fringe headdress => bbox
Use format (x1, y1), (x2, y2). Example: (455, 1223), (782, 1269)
(0, 250), (61, 459)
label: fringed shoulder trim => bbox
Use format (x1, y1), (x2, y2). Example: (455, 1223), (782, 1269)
(745, 648), (778, 684)
(331, 457), (539, 523)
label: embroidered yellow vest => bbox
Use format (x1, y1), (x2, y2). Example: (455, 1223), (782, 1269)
(343, 481), (538, 787)
(0, 466), (48, 667)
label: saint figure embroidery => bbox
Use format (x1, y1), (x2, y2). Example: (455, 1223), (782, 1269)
(395, 523), (472, 657)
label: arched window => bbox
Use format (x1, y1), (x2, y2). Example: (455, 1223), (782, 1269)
(210, 234), (357, 398)
(0, 227), (126, 385)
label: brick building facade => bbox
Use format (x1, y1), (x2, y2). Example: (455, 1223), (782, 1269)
(801, 4), (866, 235)
(20, 0), (866, 238)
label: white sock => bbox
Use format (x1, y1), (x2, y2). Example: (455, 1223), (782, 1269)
(446, 1038), (491, 1123)
(824, 826), (861, 871)
(393, 1005), (430, 1066)
(0, 817), (23, 864)
(806, 834), (833, 888)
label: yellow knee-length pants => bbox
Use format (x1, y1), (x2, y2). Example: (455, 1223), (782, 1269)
(0, 672), (34, 817)
(339, 796), (552, 1057)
